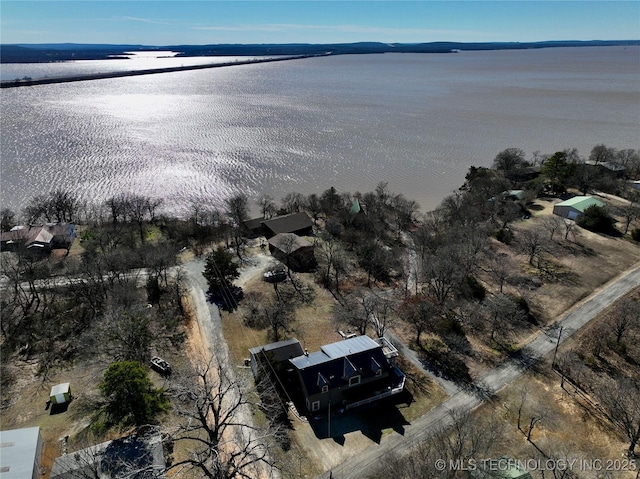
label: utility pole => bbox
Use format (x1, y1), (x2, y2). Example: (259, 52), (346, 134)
(552, 325), (563, 368)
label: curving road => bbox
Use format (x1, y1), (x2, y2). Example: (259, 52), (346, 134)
(316, 263), (640, 479)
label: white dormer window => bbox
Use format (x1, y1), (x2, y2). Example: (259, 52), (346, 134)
(322, 385), (329, 393)
(349, 375), (361, 387)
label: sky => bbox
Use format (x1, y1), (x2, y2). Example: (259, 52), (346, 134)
(1, 1), (638, 45)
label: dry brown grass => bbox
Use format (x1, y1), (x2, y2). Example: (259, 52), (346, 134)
(222, 270), (341, 365)
(512, 194), (640, 324)
(478, 365), (636, 479)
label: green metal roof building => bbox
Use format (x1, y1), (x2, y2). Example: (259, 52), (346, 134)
(553, 196), (605, 220)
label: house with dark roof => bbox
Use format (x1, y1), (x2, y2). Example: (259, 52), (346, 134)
(261, 212), (313, 238)
(50, 432), (165, 479)
(288, 335), (405, 413)
(248, 338), (305, 379)
(268, 233), (316, 272)
(241, 217), (267, 238)
(0, 223), (75, 253)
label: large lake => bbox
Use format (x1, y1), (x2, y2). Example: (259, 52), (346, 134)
(1, 46), (638, 216)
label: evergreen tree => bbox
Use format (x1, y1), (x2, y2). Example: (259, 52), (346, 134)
(100, 361), (168, 426)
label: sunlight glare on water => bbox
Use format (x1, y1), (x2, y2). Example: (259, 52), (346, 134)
(1, 47), (638, 216)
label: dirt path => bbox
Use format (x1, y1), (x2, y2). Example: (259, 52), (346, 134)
(182, 258), (280, 479)
(316, 262), (640, 479)
(236, 251), (275, 289)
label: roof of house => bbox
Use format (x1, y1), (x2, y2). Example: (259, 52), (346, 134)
(291, 335), (381, 369)
(0, 224), (74, 247)
(289, 336), (391, 396)
(50, 433), (165, 479)
(555, 196), (605, 212)
(262, 212), (313, 235)
(350, 198), (361, 215)
(242, 217), (265, 231)
(0, 427), (41, 479)
(268, 233), (312, 252)
(249, 338), (304, 359)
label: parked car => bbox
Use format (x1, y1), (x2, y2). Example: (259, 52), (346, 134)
(150, 356), (172, 375)
(263, 269), (287, 283)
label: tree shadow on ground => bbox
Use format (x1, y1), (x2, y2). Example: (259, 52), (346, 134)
(308, 396), (411, 443)
(419, 349), (473, 386)
(557, 240), (597, 257)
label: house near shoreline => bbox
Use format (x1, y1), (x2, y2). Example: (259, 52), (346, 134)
(241, 212), (314, 239)
(552, 196), (605, 220)
(250, 335), (405, 414)
(0, 223), (75, 253)
(268, 233), (317, 272)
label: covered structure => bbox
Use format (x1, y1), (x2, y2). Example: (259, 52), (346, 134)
(261, 212), (313, 238)
(268, 233), (316, 272)
(50, 432), (165, 479)
(50, 382), (71, 405)
(0, 427), (43, 479)
(0, 223), (75, 253)
(553, 196), (605, 220)
(248, 338), (305, 379)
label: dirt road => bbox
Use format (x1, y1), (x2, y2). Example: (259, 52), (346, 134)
(316, 263), (640, 479)
(182, 257), (280, 479)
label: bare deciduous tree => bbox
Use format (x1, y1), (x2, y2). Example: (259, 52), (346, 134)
(257, 194), (277, 219)
(168, 355), (281, 479)
(399, 294), (438, 346)
(484, 252), (514, 293)
(610, 296), (640, 344)
(369, 411), (505, 479)
(280, 192), (305, 214)
(542, 215), (563, 241)
(518, 226), (547, 266)
(597, 377), (640, 456)
(484, 293), (527, 343)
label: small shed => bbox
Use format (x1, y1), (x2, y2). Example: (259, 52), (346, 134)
(50, 382), (71, 405)
(553, 196), (604, 220)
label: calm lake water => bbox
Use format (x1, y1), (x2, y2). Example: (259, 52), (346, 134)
(1, 46), (638, 216)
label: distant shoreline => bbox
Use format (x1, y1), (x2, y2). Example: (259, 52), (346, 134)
(0, 54), (316, 89)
